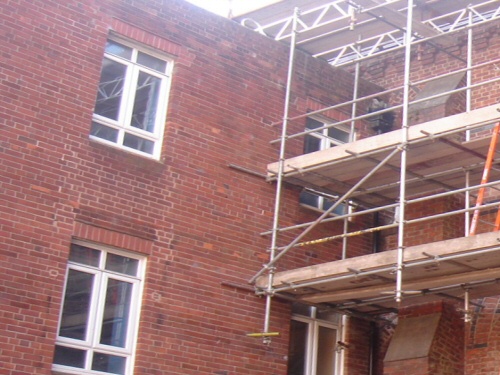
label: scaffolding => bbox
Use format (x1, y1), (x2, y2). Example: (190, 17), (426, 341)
(239, 0), (500, 339)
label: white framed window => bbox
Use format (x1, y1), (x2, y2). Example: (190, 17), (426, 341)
(303, 117), (351, 154)
(53, 241), (146, 375)
(299, 188), (352, 216)
(90, 38), (173, 159)
(300, 117), (352, 213)
(287, 304), (342, 375)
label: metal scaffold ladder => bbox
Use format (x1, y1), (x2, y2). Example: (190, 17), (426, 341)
(469, 122), (500, 235)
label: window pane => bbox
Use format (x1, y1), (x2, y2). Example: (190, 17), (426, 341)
(323, 199), (346, 215)
(106, 253), (139, 276)
(59, 270), (94, 340)
(137, 52), (166, 72)
(304, 118), (323, 153)
(288, 320), (308, 375)
(53, 345), (86, 368)
(94, 58), (127, 121)
(100, 279), (133, 348)
(131, 71), (161, 132)
(304, 134), (322, 154)
(328, 127), (349, 144)
(92, 352), (127, 375)
(70, 244), (100, 267)
(105, 40), (132, 60)
(91, 122), (119, 143)
(123, 133), (154, 154)
(306, 118), (323, 130)
(316, 326), (336, 375)
(300, 191), (319, 207)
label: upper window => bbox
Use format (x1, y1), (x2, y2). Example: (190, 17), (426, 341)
(90, 39), (173, 158)
(303, 117), (350, 154)
(287, 304), (342, 375)
(300, 118), (351, 213)
(53, 241), (145, 375)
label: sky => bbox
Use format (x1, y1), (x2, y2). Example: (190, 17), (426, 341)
(185, 0), (280, 17)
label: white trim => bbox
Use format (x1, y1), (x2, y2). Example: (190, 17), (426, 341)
(290, 306), (342, 375)
(90, 38), (173, 159)
(53, 241), (146, 375)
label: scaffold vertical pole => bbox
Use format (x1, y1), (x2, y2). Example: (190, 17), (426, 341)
(464, 6), (474, 236)
(349, 40), (361, 143)
(395, 0), (414, 303)
(261, 7), (300, 344)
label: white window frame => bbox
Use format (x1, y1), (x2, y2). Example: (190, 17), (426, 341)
(289, 306), (343, 375)
(90, 37), (173, 159)
(53, 240), (146, 375)
(299, 189), (354, 217)
(304, 117), (352, 151)
(300, 117), (354, 213)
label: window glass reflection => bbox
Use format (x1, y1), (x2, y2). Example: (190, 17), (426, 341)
(94, 58), (127, 121)
(105, 41), (132, 59)
(99, 279), (133, 348)
(288, 320), (308, 375)
(92, 351), (127, 375)
(123, 133), (154, 154)
(316, 326), (336, 375)
(137, 52), (166, 72)
(69, 244), (100, 267)
(131, 71), (161, 133)
(59, 269), (94, 340)
(53, 345), (86, 368)
(106, 253), (139, 276)
(90, 122), (119, 143)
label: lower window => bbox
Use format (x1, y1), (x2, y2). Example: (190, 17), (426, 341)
(53, 241), (145, 375)
(299, 189), (353, 218)
(287, 304), (341, 375)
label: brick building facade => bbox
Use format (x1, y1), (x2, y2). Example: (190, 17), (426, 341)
(2, 1), (500, 375)
(0, 0), (378, 374)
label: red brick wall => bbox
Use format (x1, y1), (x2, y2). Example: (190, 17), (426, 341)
(344, 317), (373, 375)
(429, 303), (465, 375)
(0, 0), (383, 374)
(466, 296), (500, 375)
(380, 195), (466, 252)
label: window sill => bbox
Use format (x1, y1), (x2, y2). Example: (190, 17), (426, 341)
(89, 138), (166, 172)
